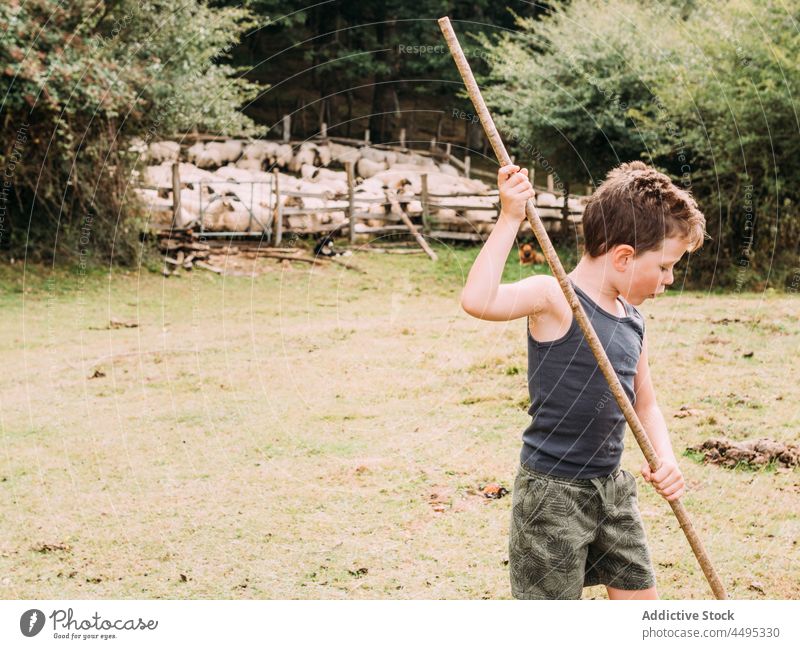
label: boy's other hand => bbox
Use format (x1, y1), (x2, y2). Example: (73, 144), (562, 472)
(498, 164), (535, 223)
(641, 457), (685, 502)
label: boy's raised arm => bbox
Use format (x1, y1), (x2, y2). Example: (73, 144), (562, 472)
(460, 164), (554, 321)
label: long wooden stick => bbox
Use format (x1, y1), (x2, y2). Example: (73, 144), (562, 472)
(438, 16), (727, 600)
(386, 189), (438, 260)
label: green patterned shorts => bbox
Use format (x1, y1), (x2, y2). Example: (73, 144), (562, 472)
(509, 461), (656, 599)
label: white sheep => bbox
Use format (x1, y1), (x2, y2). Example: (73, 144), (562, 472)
(219, 199), (254, 231)
(314, 178), (347, 197)
(143, 163), (171, 188)
(357, 157), (387, 179)
(316, 144), (332, 166)
(359, 147), (386, 163)
(191, 144), (223, 169)
(242, 140), (278, 167)
(186, 142), (205, 165)
(300, 163), (318, 180)
(274, 144), (293, 168)
(148, 141), (180, 164)
(290, 146), (317, 173)
(206, 141), (243, 165)
(329, 142), (359, 164)
(235, 157), (263, 171)
(201, 197), (248, 230)
(535, 192), (559, 207)
(213, 164), (254, 183)
(405, 200), (423, 215)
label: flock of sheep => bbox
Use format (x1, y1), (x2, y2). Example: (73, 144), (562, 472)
(132, 137), (580, 234)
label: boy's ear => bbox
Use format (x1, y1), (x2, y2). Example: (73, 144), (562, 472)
(610, 244), (636, 271)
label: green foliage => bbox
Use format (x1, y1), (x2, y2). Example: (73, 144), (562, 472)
(479, 0), (800, 287)
(227, 0), (537, 141)
(0, 0), (267, 264)
(238, 0), (517, 87)
(475, 1), (684, 182)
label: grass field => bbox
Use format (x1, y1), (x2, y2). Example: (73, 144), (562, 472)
(0, 243), (797, 599)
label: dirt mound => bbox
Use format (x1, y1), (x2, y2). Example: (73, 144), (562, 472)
(688, 437), (799, 469)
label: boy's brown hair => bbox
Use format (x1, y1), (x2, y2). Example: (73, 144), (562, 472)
(582, 161), (707, 257)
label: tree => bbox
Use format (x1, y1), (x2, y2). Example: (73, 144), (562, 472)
(230, 0), (547, 143)
(0, 0), (266, 264)
(478, 0), (800, 288)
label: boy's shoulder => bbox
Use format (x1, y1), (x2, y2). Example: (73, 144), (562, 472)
(525, 275), (573, 340)
(532, 275), (646, 335)
(527, 274), (569, 318)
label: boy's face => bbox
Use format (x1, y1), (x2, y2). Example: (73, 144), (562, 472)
(618, 236), (691, 305)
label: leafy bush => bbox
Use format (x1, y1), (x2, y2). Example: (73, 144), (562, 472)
(0, 0), (266, 265)
(478, 0), (800, 288)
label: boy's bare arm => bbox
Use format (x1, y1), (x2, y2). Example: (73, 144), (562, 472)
(460, 164), (555, 321)
(633, 335), (677, 461)
(633, 332), (686, 501)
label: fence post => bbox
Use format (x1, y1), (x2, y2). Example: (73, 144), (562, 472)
(249, 180), (254, 232)
(464, 155), (471, 179)
(547, 173), (554, 193)
(421, 173), (430, 235)
(430, 137), (437, 153)
(320, 121), (327, 139)
(445, 142), (451, 158)
(529, 168), (535, 189)
(561, 181), (571, 232)
(198, 181), (204, 234)
(282, 114), (291, 143)
(364, 129), (370, 144)
(399, 127), (406, 148)
(346, 161), (355, 244)
(171, 162), (181, 229)
(273, 168), (283, 245)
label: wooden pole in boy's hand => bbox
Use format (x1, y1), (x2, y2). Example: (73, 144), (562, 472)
(438, 16), (727, 600)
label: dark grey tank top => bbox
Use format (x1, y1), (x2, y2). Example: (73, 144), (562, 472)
(520, 277), (645, 479)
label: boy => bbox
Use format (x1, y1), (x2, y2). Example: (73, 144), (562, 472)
(460, 160), (707, 600)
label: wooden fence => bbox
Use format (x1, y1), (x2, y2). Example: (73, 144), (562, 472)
(168, 120), (593, 196)
(145, 161), (583, 245)
(149, 123), (591, 243)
